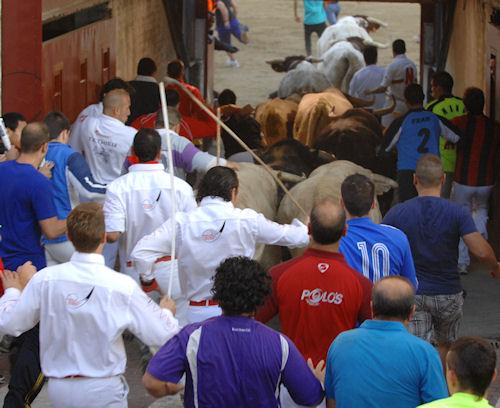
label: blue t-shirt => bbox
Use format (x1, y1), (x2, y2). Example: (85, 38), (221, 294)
(147, 315), (324, 407)
(0, 161), (57, 270)
(325, 320), (448, 408)
(339, 217), (418, 288)
(385, 109), (443, 171)
(303, 0), (326, 25)
(383, 196), (477, 295)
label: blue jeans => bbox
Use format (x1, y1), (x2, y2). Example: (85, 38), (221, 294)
(450, 182), (493, 268)
(325, 2), (341, 25)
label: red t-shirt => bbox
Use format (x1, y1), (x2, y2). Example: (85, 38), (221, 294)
(256, 249), (372, 365)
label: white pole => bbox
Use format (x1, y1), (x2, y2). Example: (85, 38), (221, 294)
(216, 107), (221, 165)
(159, 82), (177, 298)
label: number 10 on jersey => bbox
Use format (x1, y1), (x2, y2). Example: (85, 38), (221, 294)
(356, 241), (391, 281)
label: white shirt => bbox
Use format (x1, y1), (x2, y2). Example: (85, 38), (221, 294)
(0, 252), (179, 378)
(79, 114), (137, 184)
(349, 65), (386, 110)
(70, 102), (103, 154)
(131, 197), (309, 301)
(381, 54), (418, 104)
(104, 163), (197, 275)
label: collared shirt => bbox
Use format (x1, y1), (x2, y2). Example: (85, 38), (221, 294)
(418, 392), (493, 408)
(69, 102), (103, 154)
(381, 54), (417, 104)
(79, 114), (137, 184)
(349, 65), (386, 110)
(131, 197), (309, 300)
(325, 320), (448, 408)
(0, 252), (179, 378)
(256, 249), (372, 365)
(148, 315), (324, 408)
(339, 217), (418, 287)
(104, 163), (197, 277)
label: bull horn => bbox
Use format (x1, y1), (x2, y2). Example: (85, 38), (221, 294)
(306, 57), (324, 64)
(372, 95), (396, 117)
(343, 92), (374, 107)
(366, 17), (388, 28)
(275, 171), (307, 185)
(310, 149), (336, 163)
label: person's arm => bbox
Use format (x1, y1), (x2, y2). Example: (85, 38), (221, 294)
(281, 336), (325, 406)
(401, 237), (418, 289)
(355, 274), (372, 323)
(143, 372), (184, 398)
(462, 232), (499, 277)
(366, 65), (392, 95)
(103, 187), (126, 243)
(438, 117), (462, 144)
(254, 213), (309, 248)
(217, 0), (231, 28)
(419, 347), (448, 403)
(66, 152), (107, 201)
(39, 217), (67, 240)
(383, 119), (403, 152)
(327, 400), (336, 408)
(293, 0), (301, 22)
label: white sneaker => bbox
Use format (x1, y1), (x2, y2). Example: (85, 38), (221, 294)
(225, 59), (240, 68)
(458, 264), (468, 275)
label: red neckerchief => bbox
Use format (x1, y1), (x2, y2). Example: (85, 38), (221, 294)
(127, 156), (159, 165)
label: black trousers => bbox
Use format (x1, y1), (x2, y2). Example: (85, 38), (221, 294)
(3, 326), (44, 408)
(397, 170), (418, 203)
(304, 22), (326, 56)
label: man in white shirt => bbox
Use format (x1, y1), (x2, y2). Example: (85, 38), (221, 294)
(366, 39), (417, 127)
(104, 128), (197, 324)
(70, 78), (131, 154)
(349, 46), (386, 111)
(0, 202), (179, 408)
(79, 89), (137, 184)
(132, 166), (310, 325)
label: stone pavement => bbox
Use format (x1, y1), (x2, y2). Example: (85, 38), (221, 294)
(0, 263), (498, 407)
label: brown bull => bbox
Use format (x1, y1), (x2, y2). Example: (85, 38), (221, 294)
(255, 98), (298, 146)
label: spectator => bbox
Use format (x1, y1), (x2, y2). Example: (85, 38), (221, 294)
(143, 256), (325, 407)
(166, 60), (217, 141)
(325, 276), (448, 408)
(451, 87), (500, 274)
(43, 111), (106, 266)
(324, 1), (341, 25)
(1, 112), (27, 161)
(339, 174), (417, 287)
(0, 122), (66, 407)
(426, 71), (465, 198)
(419, 337), (497, 408)
(366, 39), (418, 127)
(0, 203), (179, 408)
(127, 57), (161, 124)
(349, 46), (386, 111)
(70, 77), (132, 153)
(131, 166), (309, 324)
(255, 199), (372, 371)
(384, 84), (461, 202)
(294, 0), (327, 57)
(383, 155), (499, 365)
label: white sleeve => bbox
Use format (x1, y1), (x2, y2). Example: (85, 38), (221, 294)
(0, 281), (41, 337)
(103, 187), (126, 233)
(254, 214), (309, 248)
(380, 64), (393, 88)
(127, 286), (180, 347)
(439, 121), (461, 143)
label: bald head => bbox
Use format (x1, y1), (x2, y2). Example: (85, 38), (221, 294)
(415, 154), (444, 188)
(20, 122), (50, 153)
(372, 276), (415, 321)
(310, 199), (346, 245)
(103, 89), (131, 123)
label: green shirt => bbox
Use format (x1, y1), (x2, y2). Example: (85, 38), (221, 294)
(418, 392), (493, 408)
(425, 96), (465, 172)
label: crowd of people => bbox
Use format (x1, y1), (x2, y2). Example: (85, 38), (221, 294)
(0, 14), (499, 408)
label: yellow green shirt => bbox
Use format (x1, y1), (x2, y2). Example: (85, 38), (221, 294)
(418, 392), (493, 408)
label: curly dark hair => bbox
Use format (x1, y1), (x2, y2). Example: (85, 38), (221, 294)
(212, 257), (271, 316)
(196, 166), (238, 202)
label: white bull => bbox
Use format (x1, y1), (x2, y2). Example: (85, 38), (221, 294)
(277, 160), (398, 257)
(277, 61), (331, 99)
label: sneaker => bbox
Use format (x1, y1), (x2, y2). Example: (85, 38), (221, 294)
(225, 59), (240, 68)
(458, 264), (468, 275)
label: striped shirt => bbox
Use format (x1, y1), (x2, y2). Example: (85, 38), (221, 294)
(453, 114), (500, 186)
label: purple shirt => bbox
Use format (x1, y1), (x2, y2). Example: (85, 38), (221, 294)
(147, 315), (324, 407)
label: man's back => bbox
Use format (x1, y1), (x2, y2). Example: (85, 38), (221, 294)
(147, 315), (323, 408)
(383, 54), (417, 102)
(69, 102), (103, 153)
(79, 114), (136, 184)
(128, 80), (160, 124)
(266, 249), (371, 364)
(340, 217), (417, 287)
(383, 196), (477, 295)
(0, 161), (55, 269)
(349, 65), (386, 110)
(325, 320), (447, 408)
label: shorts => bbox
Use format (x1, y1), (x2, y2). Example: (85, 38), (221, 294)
(409, 292), (464, 345)
(217, 18), (247, 45)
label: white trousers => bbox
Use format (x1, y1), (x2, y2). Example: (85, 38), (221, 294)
(45, 240), (75, 266)
(450, 182), (493, 267)
(186, 304), (222, 324)
(47, 375), (129, 408)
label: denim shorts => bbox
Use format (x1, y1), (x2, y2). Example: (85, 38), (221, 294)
(409, 292), (464, 345)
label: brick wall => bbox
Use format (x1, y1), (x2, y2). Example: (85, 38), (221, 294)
(112, 0), (177, 82)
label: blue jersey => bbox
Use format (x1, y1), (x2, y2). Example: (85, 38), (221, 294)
(339, 217), (418, 288)
(0, 161), (56, 270)
(385, 108), (461, 171)
(45, 142), (106, 244)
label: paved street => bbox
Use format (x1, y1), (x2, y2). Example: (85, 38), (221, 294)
(0, 263), (498, 407)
